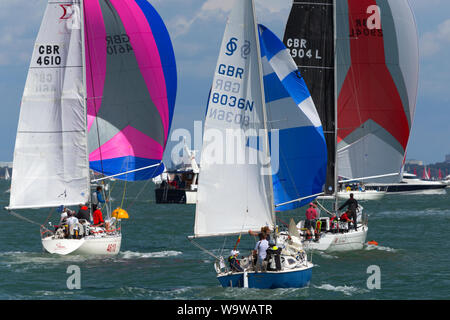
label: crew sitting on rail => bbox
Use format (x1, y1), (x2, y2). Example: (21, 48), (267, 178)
(228, 250), (243, 272)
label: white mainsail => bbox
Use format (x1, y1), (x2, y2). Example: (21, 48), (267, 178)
(8, 1), (89, 209)
(194, 0), (274, 237)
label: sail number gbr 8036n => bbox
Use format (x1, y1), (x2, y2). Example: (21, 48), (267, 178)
(208, 63), (255, 127)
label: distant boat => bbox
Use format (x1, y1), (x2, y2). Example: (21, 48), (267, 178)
(4, 168), (11, 193)
(5, 0), (176, 255)
(4, 168), (10, 180)
(153, 138), (199, 204)
(444, 175), (450, 188)
(367, 173), (447, 195)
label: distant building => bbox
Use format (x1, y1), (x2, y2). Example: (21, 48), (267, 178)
(406, 159), (423, 166)
(445, 154), (450, 163)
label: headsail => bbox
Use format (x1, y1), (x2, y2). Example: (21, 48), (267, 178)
(194, 0), (274, 238)
(259, 24), (327, 211)
(9, 0), (89, 209)
(336, 0), (418, 183)
(85, 0), (177, 181)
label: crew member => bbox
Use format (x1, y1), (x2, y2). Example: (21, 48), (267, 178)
(338, 193), (358, 231)
(228, 250), (243, 272)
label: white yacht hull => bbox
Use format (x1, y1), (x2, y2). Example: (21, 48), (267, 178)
(42, 234), (122, 255)
(302, 226), (368, 252)
(337, 190), (386, 201)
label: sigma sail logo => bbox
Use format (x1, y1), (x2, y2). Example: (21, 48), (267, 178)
(59, 4), (74, 20)
(59, 4), (81, 30)
(350, 5), (382, 38)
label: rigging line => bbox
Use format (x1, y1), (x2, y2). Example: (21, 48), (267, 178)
(188, 238), (220, 260)
(120, 180), (127, 208)
(43, 207), (56, 226)
(91, 163), (162, 182)
(127, 173), (157, 210)
(315, 201), (334, 216)
(6, 210), (53, 232)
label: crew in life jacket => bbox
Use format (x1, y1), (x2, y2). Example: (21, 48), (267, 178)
(266, 241), (282, 271)
(339, 211), (353, 232)
(340, 211), (352, 222)
(228, 250), (243, 272)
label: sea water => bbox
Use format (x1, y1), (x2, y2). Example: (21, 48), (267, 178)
(0, 179), (449, 300)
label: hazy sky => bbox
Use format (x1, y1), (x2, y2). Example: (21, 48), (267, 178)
(0, 0), (449, 165)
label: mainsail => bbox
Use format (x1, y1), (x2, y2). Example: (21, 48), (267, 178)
(9, 0), (89, 209)
(284, 0), (418, 189)
(259, 24), (327, 211)
(194, 0), (274, 237)
(85, 0), (177, 181)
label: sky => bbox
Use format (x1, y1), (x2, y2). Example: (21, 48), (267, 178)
(0, 0), (449, 166)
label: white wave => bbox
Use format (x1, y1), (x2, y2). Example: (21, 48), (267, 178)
(316, 251), (338, 259)
(315, 283), (362, 296)
(120, 250), (182, 259)
(365, 244), (397, 252)
(0, 251), (90, 265)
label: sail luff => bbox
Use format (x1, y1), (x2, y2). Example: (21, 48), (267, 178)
(251, 0), (276, 224)
(81, 0), (91, 196)
(333, 0), (338, 208)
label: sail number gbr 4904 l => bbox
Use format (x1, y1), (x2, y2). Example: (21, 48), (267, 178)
(208, 63), (255, 126)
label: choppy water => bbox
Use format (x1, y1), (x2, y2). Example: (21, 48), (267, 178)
(0, 179), (449, 300)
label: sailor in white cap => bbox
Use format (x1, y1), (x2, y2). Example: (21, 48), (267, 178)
(228, 249), (243, 272)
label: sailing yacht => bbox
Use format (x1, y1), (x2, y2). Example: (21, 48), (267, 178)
(4, 168), (10, 180)
(5, 0), (176, 255)
(283, 0), (419, 251)
(189, 0), (327, 289)
(367, 172), (447, 195)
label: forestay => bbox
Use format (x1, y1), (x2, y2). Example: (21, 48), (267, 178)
(259, 24), (327, 211)
(9, 1), (89, 209)
(194, 0), (274, 237)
